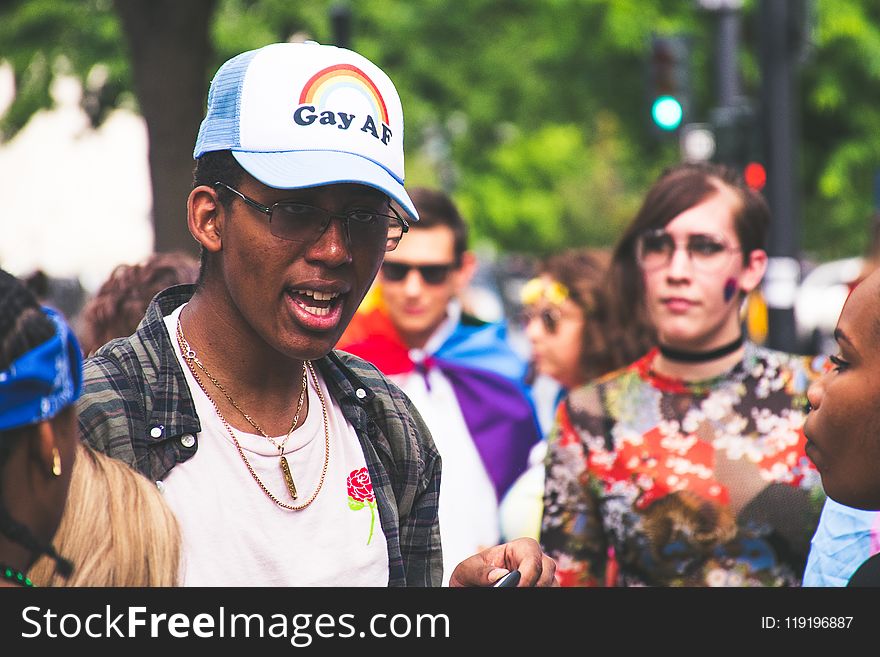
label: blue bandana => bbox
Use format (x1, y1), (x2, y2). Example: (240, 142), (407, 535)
(0, 307), (83, 432)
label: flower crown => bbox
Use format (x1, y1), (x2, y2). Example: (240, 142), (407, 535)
(520, 277), (570, 307)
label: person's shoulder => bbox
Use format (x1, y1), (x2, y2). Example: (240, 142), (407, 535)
(332, 349), (397, 387)
(81, 339), (139, 390)
(577, 361), (637, 394)
(77, 346), (146, 458)
(458, 315), (512, 346)
(439, 317), (528, 379)
(749, 343), (826, 377)
(459, 311), (489, 328)
(328, 350), (440, 456)
(562, 361), (639, 417)
(595, 361), (637, 386)
(81, 326), (156, 391)
(327, 350), (416, 412)
(78, 300), (175, 413)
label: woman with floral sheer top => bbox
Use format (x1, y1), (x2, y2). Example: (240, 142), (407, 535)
(540, 162), (825, 587)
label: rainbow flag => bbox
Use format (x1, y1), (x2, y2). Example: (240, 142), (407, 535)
(339, 305), (540, 500)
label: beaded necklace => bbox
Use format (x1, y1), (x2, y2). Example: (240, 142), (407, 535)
(1, 563), (34, 587)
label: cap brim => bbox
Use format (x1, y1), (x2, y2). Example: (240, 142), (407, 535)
(232, 150), (419, 221)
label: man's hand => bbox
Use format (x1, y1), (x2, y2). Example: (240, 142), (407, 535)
(448, 537), (558, 587)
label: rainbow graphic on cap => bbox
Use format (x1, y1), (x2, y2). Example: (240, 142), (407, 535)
(299, 64), (389, 125)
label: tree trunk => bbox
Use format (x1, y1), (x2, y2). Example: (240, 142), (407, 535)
(113, 0), (217, 256)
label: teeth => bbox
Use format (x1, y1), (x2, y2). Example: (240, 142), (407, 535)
(302, 305), (330, 316)
(294, 289), (340, 301)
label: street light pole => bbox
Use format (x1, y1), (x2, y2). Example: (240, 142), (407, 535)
(695, 0), (743, 107)
(716, 2), (741, 107)
(700, 0), (755, 174)
(330, 3), (352, 49)
(759, 0), (801, 352)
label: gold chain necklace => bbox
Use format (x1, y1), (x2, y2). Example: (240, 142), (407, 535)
(176, 319), (330, 511)
(176, 320), (307, 497)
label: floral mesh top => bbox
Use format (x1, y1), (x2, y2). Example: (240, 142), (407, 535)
(540, 343), (826, 587)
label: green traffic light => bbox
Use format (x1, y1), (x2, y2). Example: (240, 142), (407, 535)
(651, 95), (683, 131)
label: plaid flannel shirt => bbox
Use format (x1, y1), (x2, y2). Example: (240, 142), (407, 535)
(76, 284), (443, 587)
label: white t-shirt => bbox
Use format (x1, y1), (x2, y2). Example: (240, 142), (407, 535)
(162, 305), (389, 586)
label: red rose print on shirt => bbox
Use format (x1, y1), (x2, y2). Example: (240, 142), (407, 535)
(347, 467), (377, 544)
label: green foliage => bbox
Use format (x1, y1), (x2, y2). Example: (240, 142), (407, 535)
(346, 0), (703, 253)
(2, 0), (880, 260)
(455, 117), (647, 255)
(0, 0), (125, 138)
(799, 0), (880, 260)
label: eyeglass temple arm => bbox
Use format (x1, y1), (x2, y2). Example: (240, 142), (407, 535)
(213, 181), (272, 216)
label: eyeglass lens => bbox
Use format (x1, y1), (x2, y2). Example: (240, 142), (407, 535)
(271, 203), (403, 251)
(523, 307), (559, 333)
(637, 230), (733, 272)
(381, 262), (454, 285)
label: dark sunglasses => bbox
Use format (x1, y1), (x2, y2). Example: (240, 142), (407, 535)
(214, 181), (408, 252)
(381, 261), (456, 285)
(522, 307), (561, 334)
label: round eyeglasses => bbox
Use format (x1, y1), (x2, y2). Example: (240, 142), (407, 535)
(635, 229), (742, 273)
(521, 306), (562, 334)
(214, 182), (409, 252)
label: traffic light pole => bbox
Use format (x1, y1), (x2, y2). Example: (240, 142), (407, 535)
(701, 1), (756, 173)
(716, 5), (741, 107)
(330, 2), (352, 49)
(759, 0), (801, 353)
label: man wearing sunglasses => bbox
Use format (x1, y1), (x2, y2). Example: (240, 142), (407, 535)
(340, 187), (542, 584)
(76, 42), (555, 588)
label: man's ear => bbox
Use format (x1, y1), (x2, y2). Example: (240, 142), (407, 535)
(739, 248), (768, 295)
(454, 251), (478, 294)
(188, 186), (224, 254)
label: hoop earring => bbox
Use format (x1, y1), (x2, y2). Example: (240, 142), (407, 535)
(51, 447), (62, 477)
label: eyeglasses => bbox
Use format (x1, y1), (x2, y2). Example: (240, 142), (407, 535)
(521, 307), (561, 334)
(635, 229), (741, 273)
(214, 182), (409, 252)
(380, 261), (456, 285)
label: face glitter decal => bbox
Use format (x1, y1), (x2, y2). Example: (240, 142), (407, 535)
(724, 278), (737, 303)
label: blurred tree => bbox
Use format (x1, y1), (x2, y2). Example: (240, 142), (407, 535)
(797, 0), (880, 260)
(114, 0), (216, 255)
(0, 0), (127, 137)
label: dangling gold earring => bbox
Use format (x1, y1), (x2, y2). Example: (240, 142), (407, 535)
(51, 447), (62, 477)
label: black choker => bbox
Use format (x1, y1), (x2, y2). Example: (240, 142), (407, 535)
(0, 563), (34, 587)
(658, 335), (744, 363)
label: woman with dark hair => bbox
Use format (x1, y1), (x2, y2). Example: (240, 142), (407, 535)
(0, 268), (82, 587)
(500, 248), (653, 541)
(540, 162), (824, 586)
(522, 247), (652, 393)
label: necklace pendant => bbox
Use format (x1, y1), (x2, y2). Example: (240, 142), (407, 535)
(280, 455), (298, 500)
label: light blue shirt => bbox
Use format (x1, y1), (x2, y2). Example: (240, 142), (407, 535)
(803, 498), (880, 587)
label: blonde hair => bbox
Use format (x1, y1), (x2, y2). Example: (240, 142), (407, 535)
(28, 444), (181, 587)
